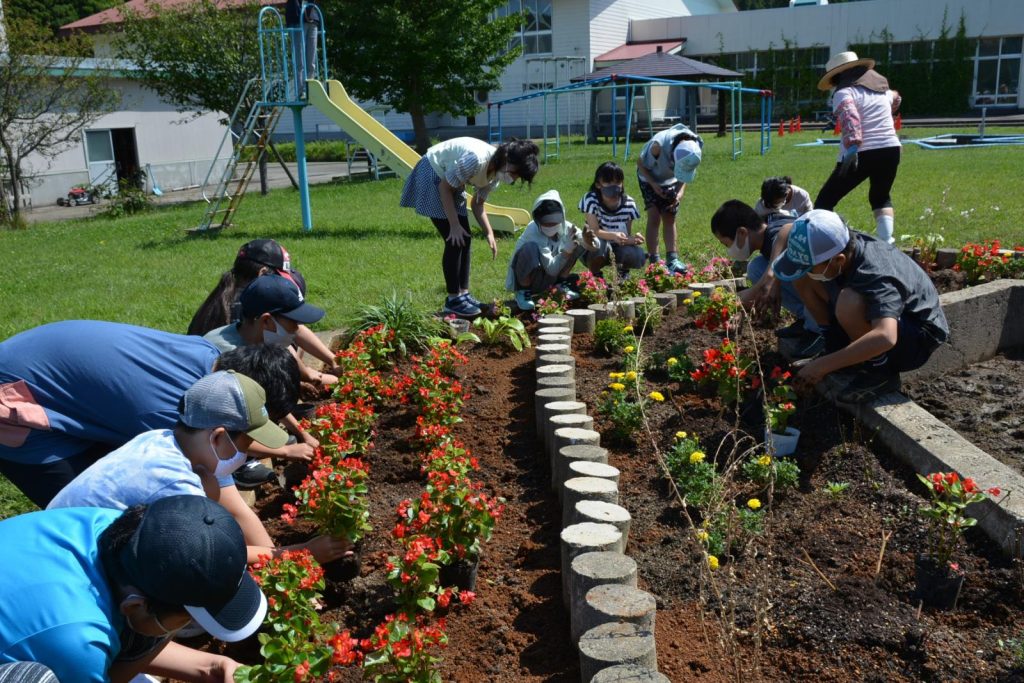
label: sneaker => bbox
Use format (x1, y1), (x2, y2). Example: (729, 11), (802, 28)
(514, 289), (535, 311)
(667, 258), (689, 276)
(792, 333), (826, 360)
(555, 283), (580, 301)
(464, 293), (483, 307)
(836, 366), (901, 404)
(775, 319), (809, 339)
(443, 294), (481, 317)
(233, 460), (278, 490)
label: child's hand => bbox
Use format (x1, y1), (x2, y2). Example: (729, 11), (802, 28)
(487, 232), (498, 259)
(447, 223), (469, 247)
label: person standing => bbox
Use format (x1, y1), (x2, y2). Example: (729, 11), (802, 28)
(636, 123), (703, 275)
(814, 51), (902, 244)
(285, 0), (320, 92)
(400, 137), (539, 317)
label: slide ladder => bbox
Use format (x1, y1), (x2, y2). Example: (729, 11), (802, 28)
(195, 81), (283, 233)
(307, 79), (531, 233)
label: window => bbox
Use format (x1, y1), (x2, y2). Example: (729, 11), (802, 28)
(973, 36), (1022, 106)
(499, 0), (552, 56)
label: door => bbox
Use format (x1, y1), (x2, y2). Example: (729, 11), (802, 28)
(84, 129), (117, 192)
(111, 128), (141, 188)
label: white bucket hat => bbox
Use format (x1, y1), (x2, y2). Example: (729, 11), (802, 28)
(818, 51), (876, 91)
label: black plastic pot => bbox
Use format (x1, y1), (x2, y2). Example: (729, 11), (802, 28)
(439, 556), (479, 591)
(914, 554), (964, 610)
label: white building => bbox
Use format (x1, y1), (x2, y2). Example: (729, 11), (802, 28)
(633, 0), (1023, 111)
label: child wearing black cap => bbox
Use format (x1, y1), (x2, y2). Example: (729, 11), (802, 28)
(0, 495), (266, 681)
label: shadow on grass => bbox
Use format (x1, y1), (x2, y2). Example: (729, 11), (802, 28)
(135, 223), (444, 251)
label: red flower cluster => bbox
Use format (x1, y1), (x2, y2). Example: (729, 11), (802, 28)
(927, 471), (1000, 497)
(360, 613), (449, 682)
(690, 339), (760, 405)
(685, 287), (740, 332)
(954, 239), (1011, 284)
(643, 261), (691, 293)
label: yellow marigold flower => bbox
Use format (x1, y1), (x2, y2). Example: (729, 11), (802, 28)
(683, 299), (692, 305)
(696, 530), (710, 543)
(608, 382), (626, 391)
(622, 325), (633, 333)
(608, 372), (624, 379)
(675, 431), (687, 440)
(649, 391), (665, 402)
(625, 371), (637, 381)
(757, 455), (772, 467)
(693, 291), (702, 298)
(667, 357), (678, 366)
(624, 345), (635, 354)
(707, 555), (719, 570)
(747, 498), (762, 511)
(689, 451), (706, 464)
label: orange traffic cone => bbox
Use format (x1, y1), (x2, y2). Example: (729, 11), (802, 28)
(778, 120), (785, 137)
(788, 118), (795, 134)
(833, 119), (841, 135)
(795, 115), (802, 132)
(894, 113), (902, 130)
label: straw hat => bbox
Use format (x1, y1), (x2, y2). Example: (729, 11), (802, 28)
(818, 51), (875, 91)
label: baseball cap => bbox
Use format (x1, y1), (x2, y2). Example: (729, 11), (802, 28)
(771, 209), (850, 282)
(240, 274), (324, 324)
(117, 495), (267, 642)
(673, 140), (702, 184)
(237, 239), (291, 273)
(180, 370), (289, 449)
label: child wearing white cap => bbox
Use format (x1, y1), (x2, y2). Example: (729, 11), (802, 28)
(636, 123), (703, 275)
(773, 209), (948, 403)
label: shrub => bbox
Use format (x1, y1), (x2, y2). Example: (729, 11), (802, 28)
(665, 433), (721, 509)
(594, 319), (635, 355)
(596, 382), (645, 441)
(741, 453), (800, 491)
(346, 293), (446, 356)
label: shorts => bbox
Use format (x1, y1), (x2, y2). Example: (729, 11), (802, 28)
(825, 314), (943, 373)
(636, 173), (682, 215)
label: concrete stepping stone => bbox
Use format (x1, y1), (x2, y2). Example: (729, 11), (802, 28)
(534, 387), (576, 433)
(668, 288), (693, 306)
(568, 460), (620, 487)
(579, 622), (657, 682)
(540, 401), (587, 451)
(537, 333), (572, 345)
(556, 443), (607, 494)
(551, 428), (600, 492)
(536, 353), (575, 370)
(548, 415), (595, 475)
(538, 314), (572, 328)
(537, 376), (576, 395)
(572, 500), (630, 549)
(562, 477), (619, 527)
(536, 363), (574, 384)
(535, 342), (571, 356)
(653, 293), (676, 312)
(561, 523), (622, 607)
(570, 551), (638, 627)
(566, 308), (596, 334)
(589, 664), (670, 682)
(573, 584), (656, 645)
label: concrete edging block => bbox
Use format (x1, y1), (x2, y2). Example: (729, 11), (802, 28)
(579, 622), (657, 682)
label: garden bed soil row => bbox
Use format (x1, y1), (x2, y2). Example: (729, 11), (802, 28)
(190, 305), (1024, 682)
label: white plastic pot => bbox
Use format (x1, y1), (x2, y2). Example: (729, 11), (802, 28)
(765, 426), (801, 456)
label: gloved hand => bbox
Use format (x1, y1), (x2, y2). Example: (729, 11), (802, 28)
(839, 144), (859, 177)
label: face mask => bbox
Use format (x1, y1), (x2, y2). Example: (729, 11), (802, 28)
(124, 595), (183, 637)
(210, 434), (248, 478)
(600, 185), (622, 199)
(808, 256), (837, 282)
(263, 317), (295, 347)
(726, 230), (751, 261)
(496, 170), (515, 185)
(539, 223), (560, 237)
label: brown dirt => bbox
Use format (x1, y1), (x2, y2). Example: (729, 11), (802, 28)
(903, 347), (1024, 473)
(191, 308), (1024, 682)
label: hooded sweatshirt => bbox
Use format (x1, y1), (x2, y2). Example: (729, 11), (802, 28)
(505, 189), (583, 291)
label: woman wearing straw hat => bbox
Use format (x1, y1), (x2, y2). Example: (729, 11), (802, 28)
(814, 51), (902, 244)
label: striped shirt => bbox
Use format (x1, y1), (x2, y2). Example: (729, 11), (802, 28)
(578, 190), (640, 234)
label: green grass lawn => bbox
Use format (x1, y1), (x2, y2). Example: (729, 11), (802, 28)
(0, 125), (1021, 516)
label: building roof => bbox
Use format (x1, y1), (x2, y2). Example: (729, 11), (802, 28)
(595, 40), (685, 63)
(61, 0), (285, 35)
(574, 51), (742, 82)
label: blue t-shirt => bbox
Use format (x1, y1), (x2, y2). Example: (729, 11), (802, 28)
(47, 429), (233, 511)
(0, 507), (123, 682)
(0, 321), (221, 465)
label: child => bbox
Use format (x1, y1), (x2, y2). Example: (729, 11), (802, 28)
(711, 200), (824, 358)
(772, 209), (948, 403)
(401, 137), (540, 317)
(578, 162), (644, 278)
(636, 124), (703, 274)
(755, 176), (813, 219)
(505, 190), (593, 311)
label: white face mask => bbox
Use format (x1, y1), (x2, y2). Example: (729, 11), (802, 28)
(210, 433), (248, 478)
(539, 223), (560, 237)
(808, 256), (837, 282)
(263, 317), (295, 347)
(726, 230), (751, 261)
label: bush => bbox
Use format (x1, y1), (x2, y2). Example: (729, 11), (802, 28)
(241, 140), (349, 163)
(345, 293), (446, 356)
(99, 179), (152, 219)
(594, 319), (635, 355)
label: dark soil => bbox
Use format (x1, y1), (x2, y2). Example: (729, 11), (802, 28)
(904, 347), (1024, 473)
(927, 267), (969, 295)
(190, 303), (1024, 682)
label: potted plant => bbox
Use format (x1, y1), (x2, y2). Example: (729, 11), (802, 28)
(915, 471), (1000, 609)
(764, 366), (799, 456)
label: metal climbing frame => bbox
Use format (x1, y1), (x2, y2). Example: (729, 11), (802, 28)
(522, 56), (588, 161)
(488, 75), (774, 161)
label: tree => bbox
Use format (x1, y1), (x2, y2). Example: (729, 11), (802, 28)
(325, 0), (522, 153)
(7, 0), (120, 35)
(0, 16), (118, 223)
(114, 0), (263, 123)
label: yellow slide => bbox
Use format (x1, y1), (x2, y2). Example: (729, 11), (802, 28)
(307, 79), (531, 233)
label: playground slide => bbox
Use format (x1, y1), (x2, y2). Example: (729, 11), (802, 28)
(307, 79), (531, 233)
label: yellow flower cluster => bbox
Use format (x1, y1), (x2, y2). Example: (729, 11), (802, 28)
(622, 325), (633, 333)
(747, 498), (762, 510)
(649, 391), (665, 402)
(667, 357), (679, 366)
(757, 455), (772, 467)
(608, 382), (626, 392)
(689, 451), (706, 464)
(675, 431), (687, 440)
(624, 345), (635, 354)
(608, 372), (625, 380)
(625, 371), (637, 381)
(695, 530), (710, 543)
(683, 299), (692, 305)
(693, 291), (702, 298)
(707, 555), (719, 570)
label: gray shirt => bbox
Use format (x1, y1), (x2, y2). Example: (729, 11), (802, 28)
(838, 232), (949, 342)
(639, 124), (699, 186)
(203, 323), (245, 352)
